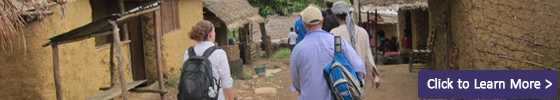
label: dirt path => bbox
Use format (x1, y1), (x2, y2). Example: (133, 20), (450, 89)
(364, 64), (419, 100)
(234, 59), (419, 100)
(234, 59), (298, 100)
(127, 59), (419, 100)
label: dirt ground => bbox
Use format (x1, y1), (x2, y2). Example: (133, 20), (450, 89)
(127, 59), (419, 100)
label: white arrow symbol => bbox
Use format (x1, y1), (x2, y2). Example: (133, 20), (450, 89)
(545, 79), (552, 89)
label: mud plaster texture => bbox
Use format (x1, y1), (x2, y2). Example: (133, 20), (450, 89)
(429, 0), (560, 70)
(0, 0), (203, 99)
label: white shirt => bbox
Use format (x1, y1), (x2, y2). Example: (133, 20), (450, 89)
(288, 31), (298, 45)
(330, 24), (379, 75)
(183, 41), (233, 100)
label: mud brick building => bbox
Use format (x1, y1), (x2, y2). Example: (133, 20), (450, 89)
(0, 0), (204, 99)
(428, 0), (560, 70)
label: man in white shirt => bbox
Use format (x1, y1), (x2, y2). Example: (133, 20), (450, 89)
(288, 27), (298, 50)
(329, 1), (381, 90)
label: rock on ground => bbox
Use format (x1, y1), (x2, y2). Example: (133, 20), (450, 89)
(254, 87), (278, 95)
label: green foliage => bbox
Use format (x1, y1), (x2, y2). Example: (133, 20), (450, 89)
(228, 29), (239, 42)
(272, 48), (291, 59)
(248, 0), (317, 17)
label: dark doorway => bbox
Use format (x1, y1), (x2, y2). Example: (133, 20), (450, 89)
(125, 2), (152, 81)
(203, 8), (228, 46)
(90, 0), (148, 80)
(239, 24), (250, 64)
(404, 10), (412, 49)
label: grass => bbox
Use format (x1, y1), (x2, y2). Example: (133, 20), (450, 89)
(271, 48), (291, 60)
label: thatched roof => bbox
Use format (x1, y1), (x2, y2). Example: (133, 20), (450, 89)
(203, 0), (263, 29)
(360, 5), (399, 24)
(360, 2), (428, 24)
(1, 0), (59, 55)
(362, 0), (427, 6)
(397, 2), (428, 10)
(1, 0), (26, 55)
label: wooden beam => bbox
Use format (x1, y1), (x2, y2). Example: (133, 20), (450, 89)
(116, 6), (161, 22)
(86, 80), (147, 100)
(154, 10), (166, 100)
(51, 43), (63, 100)
(131, 88), (168, 94)
(109, 20), (128, 100)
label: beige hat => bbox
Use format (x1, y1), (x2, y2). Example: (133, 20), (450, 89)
(300, 5), (323, 25)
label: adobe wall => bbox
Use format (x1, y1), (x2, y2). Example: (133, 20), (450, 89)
(161, 0), (202, 78)
(449, 0), (560, 69)
(0, 0), (203, 99)
(0, 1), (127, 99)
(430, 0), (560, 69)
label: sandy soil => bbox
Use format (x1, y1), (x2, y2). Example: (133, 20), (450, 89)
(233, 60), (420, 100)
(127, 59), (419, 100)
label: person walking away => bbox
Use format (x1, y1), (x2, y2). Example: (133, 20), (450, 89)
(294, 16), (307, 44)
(288, 27), (298, 50)
(329, 1), (382, 91)
(290, 5), (365, 100)
(181, 20), (235, 100)
(322, 0), (339, 32)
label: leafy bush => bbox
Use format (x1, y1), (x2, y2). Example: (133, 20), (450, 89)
(249, 0), (321, 17)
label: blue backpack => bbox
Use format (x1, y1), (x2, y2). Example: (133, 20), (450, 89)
(323, 36), (365, 100)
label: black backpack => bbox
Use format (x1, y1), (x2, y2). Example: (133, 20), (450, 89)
(178, 46), (221, 100)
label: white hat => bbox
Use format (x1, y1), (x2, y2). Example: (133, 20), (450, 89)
(300, 5), (323, 25)
(331, 1), (352, 15)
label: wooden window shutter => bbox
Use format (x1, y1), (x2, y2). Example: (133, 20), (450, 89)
(161, 0), (180, 33)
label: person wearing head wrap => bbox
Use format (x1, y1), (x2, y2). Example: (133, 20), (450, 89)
(321, 0), (340, 32)
(330, 1), (382, 92)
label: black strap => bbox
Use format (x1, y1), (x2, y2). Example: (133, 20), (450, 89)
(188, 46), (221, 58)
(188, 47), (196, 57)
(202, 46), (221, 58)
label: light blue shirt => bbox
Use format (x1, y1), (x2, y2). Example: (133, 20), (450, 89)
(290, 29), (365, 100)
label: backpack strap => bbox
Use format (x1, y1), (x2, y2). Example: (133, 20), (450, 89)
(334, 36), (342, 53)
(188, 47), (196, 57)
(202, 46), (221, 58)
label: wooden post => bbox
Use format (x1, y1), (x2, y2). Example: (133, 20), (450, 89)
(51, 43), (63, 100)
(154, 10), (166, 100)
(259, 23), (272, 58)
(109, 20), (128, 100)
(118, 0), (130, 40)
(110, 43), (118, 88)
(374, 10), (378, 31)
